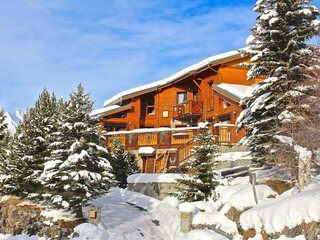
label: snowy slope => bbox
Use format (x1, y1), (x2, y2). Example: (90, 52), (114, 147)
(1, 174), (320, 239)
(4, 110), (24, 135)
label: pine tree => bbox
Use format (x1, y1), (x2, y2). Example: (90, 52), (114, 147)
(178, 122), (219, 202)
(2, 89), (60, 197)
(237, 0), (319, 168)
(43, 84), (113, 217)
(110, 140), (140, 188)
(0, 109), (10, 175)
(0, 109), (7, 139)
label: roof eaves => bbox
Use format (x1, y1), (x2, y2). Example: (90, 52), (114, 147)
(91, 104), (132, 118)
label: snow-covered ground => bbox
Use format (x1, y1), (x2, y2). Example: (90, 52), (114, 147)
(1, 174), (320, 240)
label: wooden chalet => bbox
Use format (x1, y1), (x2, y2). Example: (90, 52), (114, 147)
(92, 49), (260, 173)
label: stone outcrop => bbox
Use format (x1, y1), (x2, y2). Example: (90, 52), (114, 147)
(0, 196), (86, 239)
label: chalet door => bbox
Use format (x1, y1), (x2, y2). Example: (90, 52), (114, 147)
(144, 157), (155, 173)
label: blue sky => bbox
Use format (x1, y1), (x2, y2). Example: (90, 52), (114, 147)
(0, 0), (319, 111)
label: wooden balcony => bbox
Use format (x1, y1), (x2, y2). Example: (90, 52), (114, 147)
(106, 128), (197, 150)
(106, 124), (245, 150)
(173, 100), (203, 123)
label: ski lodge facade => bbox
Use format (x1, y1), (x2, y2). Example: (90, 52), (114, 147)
(92, 49), (261, 173)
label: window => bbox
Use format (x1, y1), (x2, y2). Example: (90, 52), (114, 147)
(177, 92), (187, 104)
(219, 98), (231, 109)
(146, 98), (155, 115)
(146, 106), (155, 115)
(162, 110), (169, 118)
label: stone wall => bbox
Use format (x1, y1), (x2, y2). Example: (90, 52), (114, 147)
(0, 196), (85, 239)
(127, 182), (179, 200)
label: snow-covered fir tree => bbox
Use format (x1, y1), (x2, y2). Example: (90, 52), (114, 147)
(0, 109), (10, 174)
(110, 139), (140, 188)
(277, 46), (320, 189)
(237, 0), (320, 168)
(1, 89), (60, 197)
(43, 84), (113, 217)
(0, 109), (7, 138)
(178, 122), (219, 202)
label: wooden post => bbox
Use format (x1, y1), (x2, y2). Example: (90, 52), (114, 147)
(249, 171), (258, 204)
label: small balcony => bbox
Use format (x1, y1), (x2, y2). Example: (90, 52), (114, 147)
(106, 128), (197, 150)
(173, 100), (203, 123)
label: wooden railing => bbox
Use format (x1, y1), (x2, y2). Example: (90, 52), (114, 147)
(106, 128), (197, 149)
(177, 140), (194, 164)
(154, 151), (170, 173)
(173, 100), (203, 120)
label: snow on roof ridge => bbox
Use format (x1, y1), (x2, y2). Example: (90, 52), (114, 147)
(103, 48), (247, 107)
(213, 83), (250, 101)
(90, 105), (121, 117)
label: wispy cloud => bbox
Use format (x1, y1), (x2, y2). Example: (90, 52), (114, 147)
(1, 0), (317, 111)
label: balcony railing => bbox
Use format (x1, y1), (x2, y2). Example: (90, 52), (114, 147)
(106, 127), (198, 150)
(106, 124), (245, 150)
(173, 100), (203, 122)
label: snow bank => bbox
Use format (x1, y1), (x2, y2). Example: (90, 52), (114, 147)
(41, 209), (75, 221)
(72, 223), (109, 240)
(240, 183), (320, 234)
(4, 235), (45, 240)
(127, 173), (191, 183)
(193, 209), (238, 235)
(187, 229), (229, 240)
(215, 178), (277, 213)
(215, 151), (252, 162)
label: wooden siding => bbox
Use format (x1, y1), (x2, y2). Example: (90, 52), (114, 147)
(106, 129), (196, 149)
(106, 126), (243, 150)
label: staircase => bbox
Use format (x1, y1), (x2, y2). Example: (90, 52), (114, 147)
(154, 150), (171, 173)
(177, 140), (194, 165)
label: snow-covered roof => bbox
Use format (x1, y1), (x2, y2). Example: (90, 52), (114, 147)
(90, 104), (132, 118)
(103, 48), (247, 107)
(106, 126), (199, 135)
(212, 83), (250, 102)
(138, 147), (155, 155)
